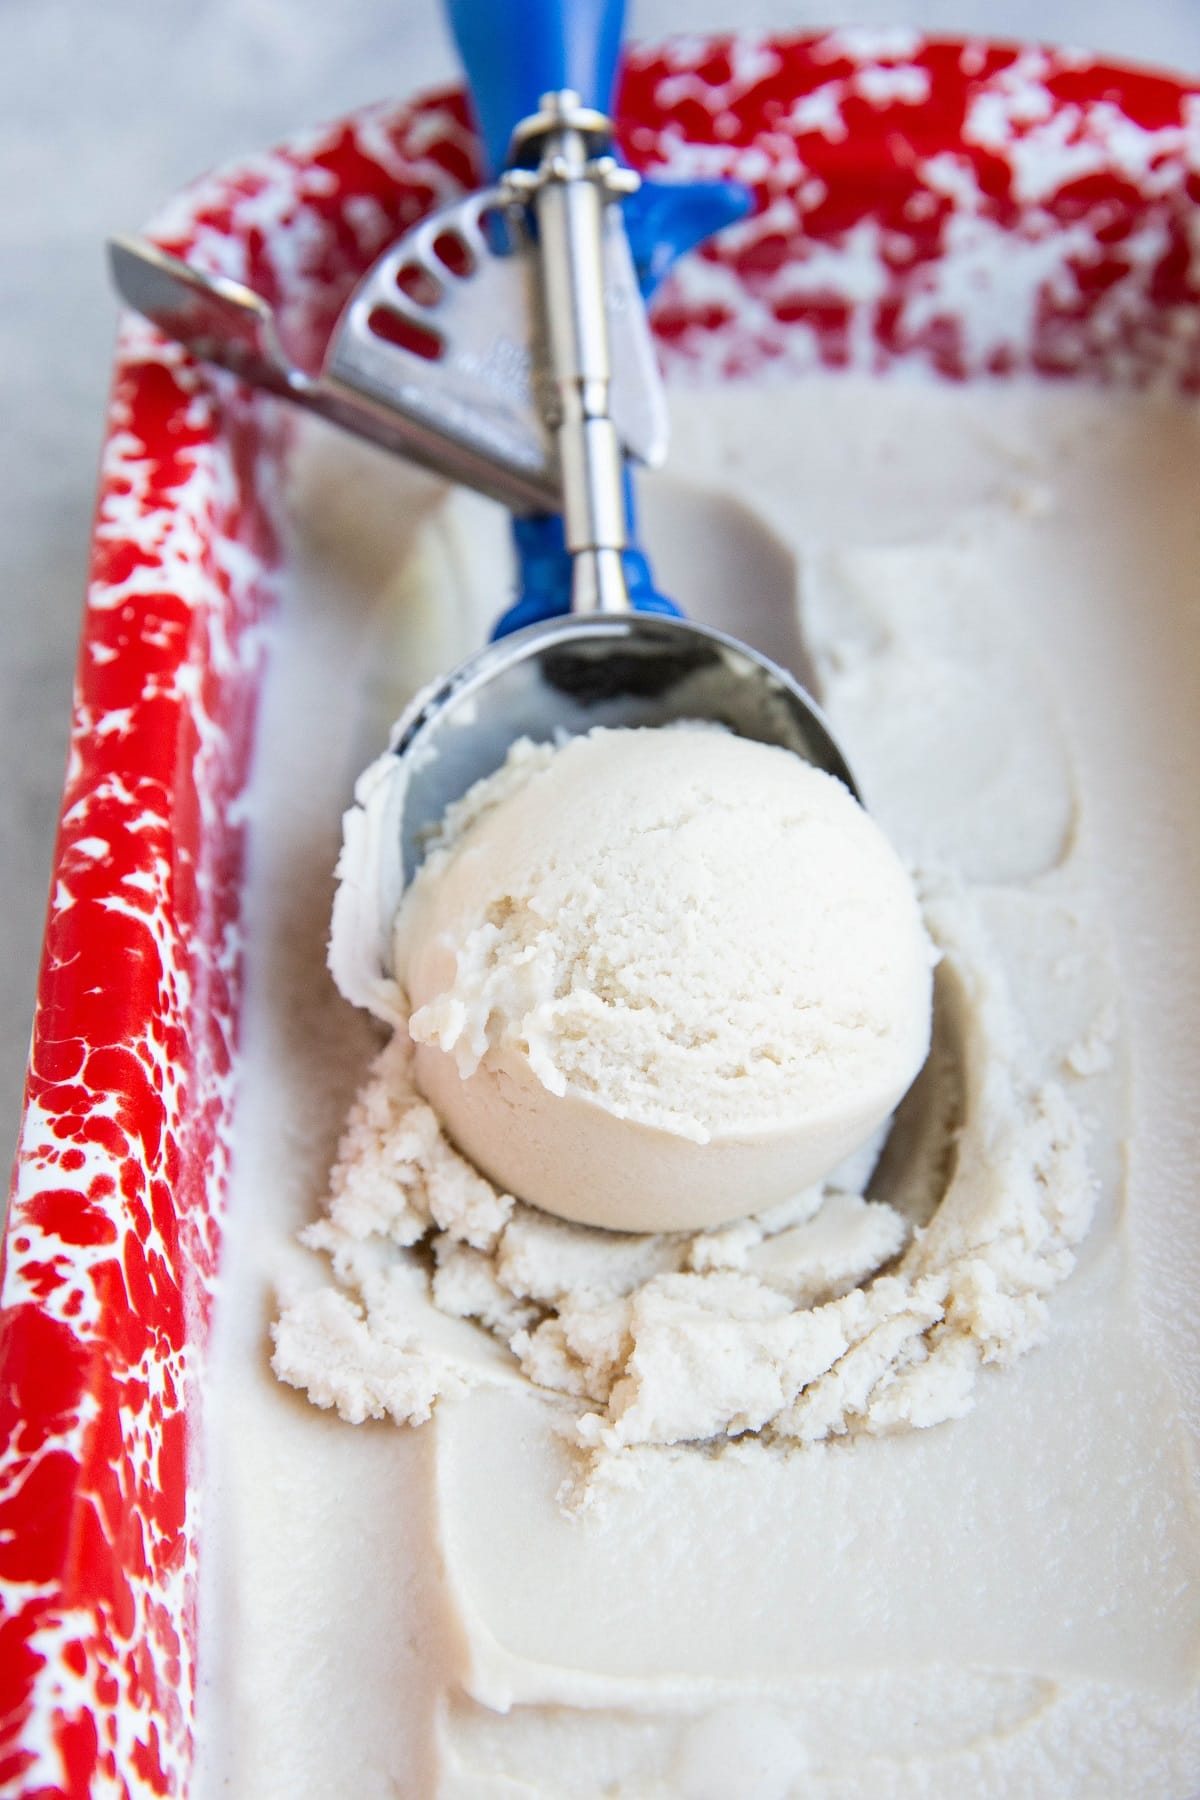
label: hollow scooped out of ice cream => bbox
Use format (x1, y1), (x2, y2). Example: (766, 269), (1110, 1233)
(393, 725), (936, 1233)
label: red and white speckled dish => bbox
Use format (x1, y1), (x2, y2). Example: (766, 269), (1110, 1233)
(4, 30), (1200, 1797)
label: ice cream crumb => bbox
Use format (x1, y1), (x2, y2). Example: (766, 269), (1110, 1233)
(1065, 1001), (1118, 1076)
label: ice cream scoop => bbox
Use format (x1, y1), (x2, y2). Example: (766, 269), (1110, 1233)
(393, 726), (935, 1233)
(326, 35), (878, 1238)
(111, 17), (857, 851)
(387, 82), (857, 881)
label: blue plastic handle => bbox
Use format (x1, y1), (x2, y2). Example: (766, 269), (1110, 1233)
(446, 0), (626, 178)
(443, 0), (751, 638)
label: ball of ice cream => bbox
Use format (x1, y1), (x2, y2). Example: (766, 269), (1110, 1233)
(395, 725), (935, 1233)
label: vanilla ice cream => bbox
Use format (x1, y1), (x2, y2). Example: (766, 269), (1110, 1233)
(197, 377), (1200, 1799)
(394, 725), (934, 1233)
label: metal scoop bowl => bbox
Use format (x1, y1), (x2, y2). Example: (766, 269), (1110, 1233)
(393, 610), (856, 883)
(330, 607), (856, 1023)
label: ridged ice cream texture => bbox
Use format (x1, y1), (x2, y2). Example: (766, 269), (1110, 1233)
(395, 726), (935, 1232)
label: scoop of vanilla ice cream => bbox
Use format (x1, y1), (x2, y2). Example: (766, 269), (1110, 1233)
(395, 726), (935, 1233)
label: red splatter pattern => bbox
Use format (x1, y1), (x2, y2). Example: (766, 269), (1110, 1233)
(2, 32), (1199, 1797)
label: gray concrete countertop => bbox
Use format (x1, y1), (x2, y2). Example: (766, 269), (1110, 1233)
(4, 0), (1198, 1162)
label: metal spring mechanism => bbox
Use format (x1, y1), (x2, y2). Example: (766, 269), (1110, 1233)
(504, 91), (641, 616)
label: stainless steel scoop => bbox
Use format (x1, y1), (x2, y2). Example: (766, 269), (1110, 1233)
(393, 611), (856, 882)
(390, 90), (857, 877)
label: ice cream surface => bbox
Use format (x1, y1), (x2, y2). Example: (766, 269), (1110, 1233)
(196, 379), (1200, 1798)
(394, 724), (935, 1232)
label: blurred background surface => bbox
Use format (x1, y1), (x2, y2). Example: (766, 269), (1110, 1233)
(3, 0), (1199, 1155)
